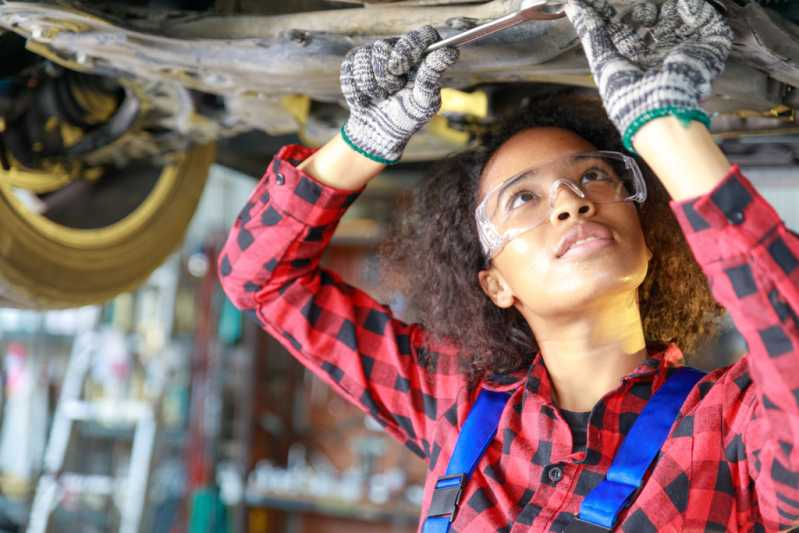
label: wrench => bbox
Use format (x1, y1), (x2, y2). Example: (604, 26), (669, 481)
(426, 0), (566, 52)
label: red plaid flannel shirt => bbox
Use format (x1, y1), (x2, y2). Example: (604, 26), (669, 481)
(219, 145), (799, 532)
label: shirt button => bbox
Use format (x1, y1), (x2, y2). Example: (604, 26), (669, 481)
(275, 172), (285, 185)
(546, 465), (563, 484)
(728, 211), (744, 225)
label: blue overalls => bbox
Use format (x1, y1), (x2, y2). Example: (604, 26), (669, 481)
(422, 367), (705, 532)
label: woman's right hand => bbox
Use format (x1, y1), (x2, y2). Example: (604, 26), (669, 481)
(565, 0), (732, 152)
(339, 26), (459, 165)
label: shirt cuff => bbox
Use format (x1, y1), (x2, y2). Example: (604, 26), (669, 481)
(669, 164), (786, 265)
(257, 144), (365, 227)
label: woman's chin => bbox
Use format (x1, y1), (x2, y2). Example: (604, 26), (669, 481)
(524, 272), (645, 312)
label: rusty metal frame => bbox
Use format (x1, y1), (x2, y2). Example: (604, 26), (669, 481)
(1, 0), (797, 153)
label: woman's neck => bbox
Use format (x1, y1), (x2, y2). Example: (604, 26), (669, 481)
(524, 293), (648, 412)
(544, 343), (648, 412)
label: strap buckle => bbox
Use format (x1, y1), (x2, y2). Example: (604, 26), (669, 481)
(564, 516), (612, 533)
(427, 473), (466, 521)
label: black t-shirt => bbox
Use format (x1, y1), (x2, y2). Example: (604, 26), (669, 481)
(558, 408), (591, 453)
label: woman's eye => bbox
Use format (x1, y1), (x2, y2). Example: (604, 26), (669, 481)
(581, 169), (613, 182)
(508, 191), (539, 210)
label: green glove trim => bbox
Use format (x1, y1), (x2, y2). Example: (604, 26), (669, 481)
(622, 107), (711, 153)
(340, 126), (400, 165)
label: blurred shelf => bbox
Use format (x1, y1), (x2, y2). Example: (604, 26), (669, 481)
(78, 421), (186, 445)
(245, 493), (419, 525)
(0, 330), (75, 341)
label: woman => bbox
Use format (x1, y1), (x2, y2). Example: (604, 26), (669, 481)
(218, 0), (799, 530)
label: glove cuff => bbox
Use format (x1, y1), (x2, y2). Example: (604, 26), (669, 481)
(622, 106), (711, 153)
(341, 122), (404, 165)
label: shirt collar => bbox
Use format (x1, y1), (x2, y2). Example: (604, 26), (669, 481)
(481, 341), (686, 397)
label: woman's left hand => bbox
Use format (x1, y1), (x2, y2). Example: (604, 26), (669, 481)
(565, 0), (733, 152)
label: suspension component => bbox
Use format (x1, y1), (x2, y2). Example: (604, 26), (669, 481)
(0, 64), (142, 192)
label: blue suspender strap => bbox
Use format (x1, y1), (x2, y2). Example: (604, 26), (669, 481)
(422, 389), (511, 533)
(567, 366), (706, 532)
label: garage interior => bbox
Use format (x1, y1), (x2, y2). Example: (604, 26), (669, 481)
(0, 134), (796, 533)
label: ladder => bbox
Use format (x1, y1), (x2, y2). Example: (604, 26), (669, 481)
(27, 330), (159, 533)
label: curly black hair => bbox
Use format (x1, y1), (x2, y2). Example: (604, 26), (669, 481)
(380, 88), (725, 381)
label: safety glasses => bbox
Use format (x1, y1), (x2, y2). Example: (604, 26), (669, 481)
(475, 151), (647, 259)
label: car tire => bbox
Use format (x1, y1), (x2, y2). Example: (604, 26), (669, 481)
(0, 143), (215, 309)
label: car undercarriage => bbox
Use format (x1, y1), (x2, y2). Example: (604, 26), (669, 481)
(0, 0), (798, 307)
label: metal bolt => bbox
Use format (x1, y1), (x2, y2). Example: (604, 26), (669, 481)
(30, 24), (44, 40)
(783, 85), (799, 110)
(287, 29), (310, 46)
(204, 73), (230, 87)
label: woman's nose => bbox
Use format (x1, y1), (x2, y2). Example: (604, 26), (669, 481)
(549, 180), (596, 222)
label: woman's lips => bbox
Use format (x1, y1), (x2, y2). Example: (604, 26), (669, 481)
(559, 236), (615, 259)
(555, 221), (614, 258)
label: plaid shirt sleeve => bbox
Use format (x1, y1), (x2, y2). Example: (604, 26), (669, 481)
(217, 145), (467, 460)
(670, 164), (799, 530)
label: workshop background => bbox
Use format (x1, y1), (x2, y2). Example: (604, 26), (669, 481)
(0, 132), (795, 533)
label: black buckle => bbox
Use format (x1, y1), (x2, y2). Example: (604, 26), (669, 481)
(426, 473), (466, 521)
(564, 516), (612, 533)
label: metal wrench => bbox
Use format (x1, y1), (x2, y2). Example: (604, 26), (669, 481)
(426, 0), (566, 52)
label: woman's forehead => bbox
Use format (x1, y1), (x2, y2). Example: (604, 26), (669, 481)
(479, 128), (597, 196)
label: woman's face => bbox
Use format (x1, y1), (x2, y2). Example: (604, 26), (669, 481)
(477, 127), (652, 317)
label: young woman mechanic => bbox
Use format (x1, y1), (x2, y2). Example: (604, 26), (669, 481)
(219, 0), (799, 530)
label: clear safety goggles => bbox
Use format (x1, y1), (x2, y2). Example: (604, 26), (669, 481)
(475, 151), (647, 259)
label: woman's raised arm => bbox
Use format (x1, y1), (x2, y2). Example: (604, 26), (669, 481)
(297, 132), (385, 191)
(632, 116), (730, 201)
(567, 0), (799, 527)
(218, 28), (464, 462)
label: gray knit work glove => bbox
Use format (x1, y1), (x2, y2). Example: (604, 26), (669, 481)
(340, 26), (459, 164)
(565, 0), (733, 152)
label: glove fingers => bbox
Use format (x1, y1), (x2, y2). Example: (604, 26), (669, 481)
(623, 1), (658, 27)
(592, 2), (655, 65)
(340, 47), (371, 109)
(653, 0), (729, 47)
(676, 0), (719, 32)
(608, 21), (647, 63)
(680, 0), (734, 46)
(372, 38), (405, 94)
(566, 0), (625, 73)
(410, 47), (459, 109)
(660, 0), (732, 87)
(651, 0), (684, 45)
(388, 25), (441, 77)
(566, 0), (617, 22)
(350, 45), (384, 103)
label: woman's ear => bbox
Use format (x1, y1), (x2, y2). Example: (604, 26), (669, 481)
(478, 268), (515, 309)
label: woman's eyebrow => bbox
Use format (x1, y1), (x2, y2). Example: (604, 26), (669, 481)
(573, 155), (619, 172)
(495, 167), (540, 206)
(492, 154), (606, 208)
